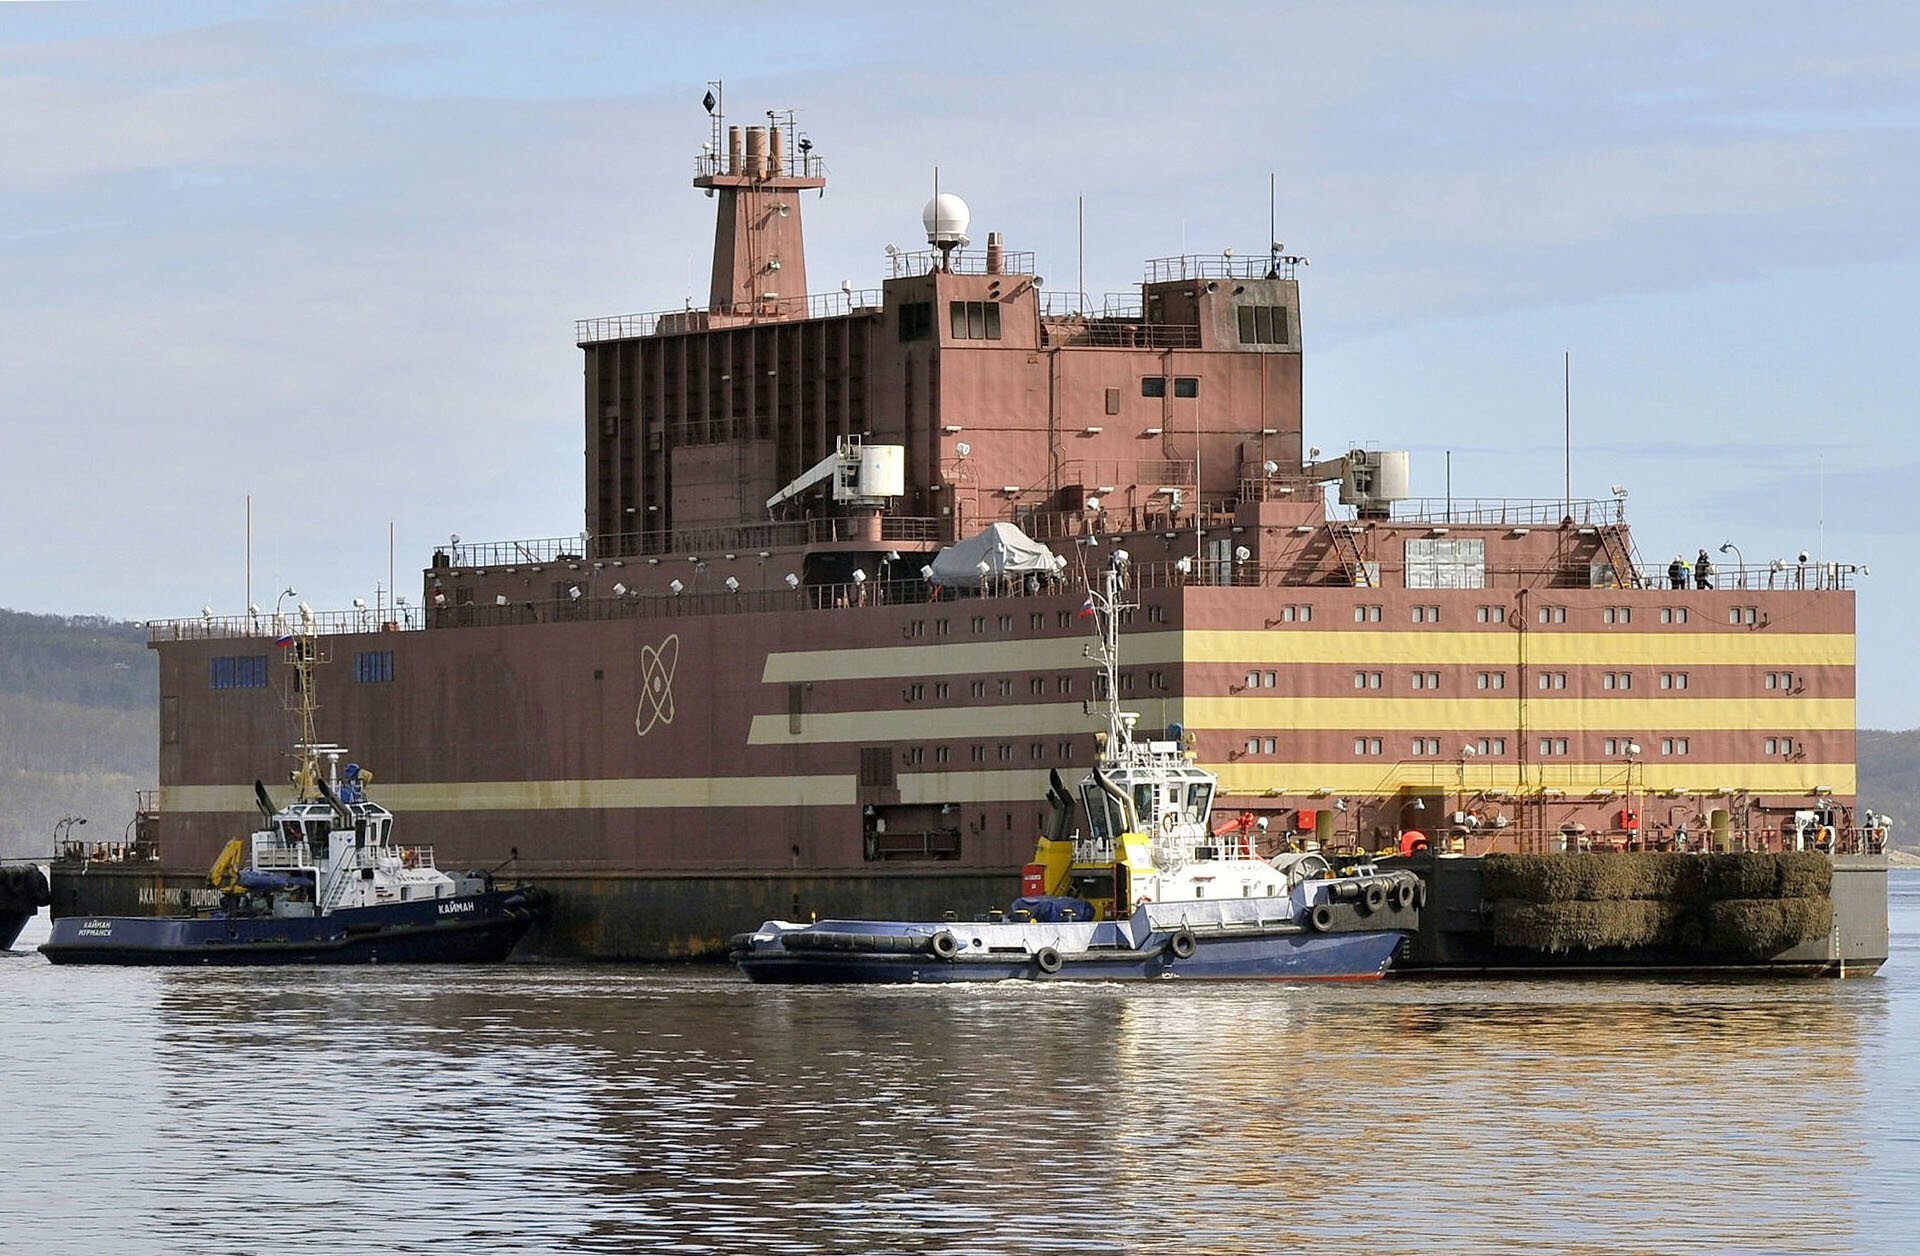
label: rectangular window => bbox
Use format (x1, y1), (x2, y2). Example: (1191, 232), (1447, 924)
(1661, 738), (1690, 756)
(904, 746), (924, 766)
(351, 651), (394, 684)
(1173, 377), (1199, 398)
(1538, 738), (1569, 756)
(1537, 605), (1567, 624)
(998, 744), (1013, 763)
(998, 679), (1013, 697)
(971, 615), (986, 633)
(1141, 377), (1167, 398)
(971, 745), (985, 763)
(1603, 672), (1632, 690)
(1410, 672), (1441, 690)
(935, 682), (949, 701)
(1237, 304), (1292, 345)
(1538, 672), (1567, 690)
(210, 655), (269, 690)
(1603, 606), (1633, 625)
(1476, 671), (1507, 690)
(897, 301), (933, 342)
(1058, 741), (1075, 761)
(999, 614), (1013, 632)
(1353, 671), (1382, 689)
(1354, 605), (1383, 622)
(1660, 607), (1689, 625)
(1059, 676), (1074, 694)
(1660, 672), (1689, 691)
(1353, 738), (1383, 756)
(905, 682), (925, 702)
(948, 301), (1002, 340)
(1474, 737), (1508, 756)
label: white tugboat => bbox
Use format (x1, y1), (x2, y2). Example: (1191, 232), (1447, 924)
(732, 551), (1421, 982)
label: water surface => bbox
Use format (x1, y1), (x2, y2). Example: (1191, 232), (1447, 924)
(6, 875), (1918, 1254)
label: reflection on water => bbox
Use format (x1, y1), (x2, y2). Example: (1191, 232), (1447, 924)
(5, 881), (1920, 1255)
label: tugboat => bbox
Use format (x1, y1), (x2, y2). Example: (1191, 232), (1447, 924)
(732, 551), (1421, 983)
(41, 610), (542, 966)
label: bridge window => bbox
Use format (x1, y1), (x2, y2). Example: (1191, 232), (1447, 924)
(1237, 304), (1291, 345)
(898, 301), (933, 342)
(1141, 377), (1167, 398)
(210, 655), (268, 689)
(949, 301), (1002, 340)
(352, 651), (394, 684)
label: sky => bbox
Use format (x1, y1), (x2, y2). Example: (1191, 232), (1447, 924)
(1, 1), (1916, 725)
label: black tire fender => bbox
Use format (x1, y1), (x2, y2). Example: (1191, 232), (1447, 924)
(1308, 903), (1336, 932)
(1392, 881), (1416, 912)
(1361, 882), (1387, 914)
(1168, 927), (1197, 959)
(1034, 945), (1063, 974)
(930, 929), (959, 960)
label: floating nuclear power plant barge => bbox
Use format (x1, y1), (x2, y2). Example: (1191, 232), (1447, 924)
(54, 102), (1887, 973)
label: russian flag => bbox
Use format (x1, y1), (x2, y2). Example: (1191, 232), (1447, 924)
(274, 630), (294, 648)
(1077, 594), (1096, 618)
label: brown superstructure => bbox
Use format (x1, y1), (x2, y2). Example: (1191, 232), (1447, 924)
(110, 109), (1878, 963)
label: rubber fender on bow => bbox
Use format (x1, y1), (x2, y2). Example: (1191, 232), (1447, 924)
(929, 929), (960, 960)
(1391, 881), (1416, 911)
(1361, 882), (1387, 914)
(1308, 903), (1336, 932)
(1168, 927), (1197, 959)
(1034, 946), (1063, 974)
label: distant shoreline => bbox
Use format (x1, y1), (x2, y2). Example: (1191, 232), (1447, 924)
(1887, 849), (1920, 868)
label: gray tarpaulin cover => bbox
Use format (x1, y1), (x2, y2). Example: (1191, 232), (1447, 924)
(926, 522), (1061, 587)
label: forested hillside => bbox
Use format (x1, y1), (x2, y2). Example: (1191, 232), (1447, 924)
(0, 609), (156, 858)
(1860, 729), (1920, 849)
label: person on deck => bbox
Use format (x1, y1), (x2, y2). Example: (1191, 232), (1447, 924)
(1668, 555), (1688, 589)
(1695, 548), (1714, 589)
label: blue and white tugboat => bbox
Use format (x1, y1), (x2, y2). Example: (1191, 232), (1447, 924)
(733, 552), (1421, 983)
(42, 611), (542, 966)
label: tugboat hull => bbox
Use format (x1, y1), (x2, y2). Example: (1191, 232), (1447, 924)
(733, 894), (1413, 985)
(40, 889), (540, 966)
(736, 926), (1402, 983)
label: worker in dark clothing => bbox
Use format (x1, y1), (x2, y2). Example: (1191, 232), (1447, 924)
(1695, 548), (1714, 589)
(1668, 555), (1687, 589)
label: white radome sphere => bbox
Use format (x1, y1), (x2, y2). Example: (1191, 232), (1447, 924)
(923, 193), (971, 246)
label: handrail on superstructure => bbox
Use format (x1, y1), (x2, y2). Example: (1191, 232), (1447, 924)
(576, 288), (884, 344)
(885, 247), (1035, 279)
(1144, 254), (1303, 282)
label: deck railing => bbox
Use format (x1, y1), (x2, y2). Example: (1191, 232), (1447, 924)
(576, 288), (884, 344)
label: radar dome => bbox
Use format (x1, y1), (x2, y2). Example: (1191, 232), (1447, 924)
(922, 193), (971, 247)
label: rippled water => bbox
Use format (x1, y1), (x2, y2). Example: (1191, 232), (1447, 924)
(6, 876), (1920, 1255)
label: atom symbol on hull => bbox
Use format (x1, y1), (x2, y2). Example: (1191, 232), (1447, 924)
(635, 633), (679, 737)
